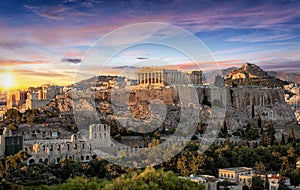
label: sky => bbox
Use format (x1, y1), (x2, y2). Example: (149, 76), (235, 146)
(0, 0), (300, 89)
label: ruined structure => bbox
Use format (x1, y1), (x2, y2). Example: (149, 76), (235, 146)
(137, 67), (202, 86)
(6, 90), (27, 109)
(26, 84), (63, 110)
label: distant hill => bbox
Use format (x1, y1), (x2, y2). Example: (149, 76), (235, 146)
(221, 67), (238, 77)
(224, 63), (288, 87)
(267, 71), (300, 84)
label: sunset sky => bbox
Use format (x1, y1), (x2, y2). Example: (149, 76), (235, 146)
(0, 0), (300, 89)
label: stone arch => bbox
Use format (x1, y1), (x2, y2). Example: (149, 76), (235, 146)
(29, 159), (35, 165)
(81, 155), (84, 161)
(86, 155), (90, 160)
(92, 155), (97, 159)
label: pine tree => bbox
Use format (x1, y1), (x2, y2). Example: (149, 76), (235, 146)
(258, 115), (262, 128)
(281, 134), (285, 145)
(287, 128), (295, 143)
(264, 173), (269, 190)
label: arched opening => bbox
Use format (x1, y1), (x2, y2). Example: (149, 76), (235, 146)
(44, 158), (49, 164)
(81, 155), (84, 161)
(92, 155), (97, 159)
(86, 155), (90, 160)
(57, 157), (60, 163)
(39, 159), (43, 163)
(29, 159), (35, 165)
(81, 143), (84, 149)
(67, 144), (70, 151)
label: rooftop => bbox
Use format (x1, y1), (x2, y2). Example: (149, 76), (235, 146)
(219, 167), (253, 173)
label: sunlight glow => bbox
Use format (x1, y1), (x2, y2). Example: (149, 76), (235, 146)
(0, 72), (16, 89)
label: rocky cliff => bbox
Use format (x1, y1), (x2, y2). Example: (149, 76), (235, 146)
(225, 63), (288, 87)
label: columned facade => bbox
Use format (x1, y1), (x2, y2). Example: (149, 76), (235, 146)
(137, 67), (202, 86)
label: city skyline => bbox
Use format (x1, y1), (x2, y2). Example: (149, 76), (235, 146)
(1, 0), (300, 90)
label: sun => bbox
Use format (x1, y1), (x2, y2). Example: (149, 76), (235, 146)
(0, 72), (16, 89)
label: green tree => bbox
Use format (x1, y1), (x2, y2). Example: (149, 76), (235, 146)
(254, 161), (266, 173)
(218, 121), (228, 138)
(5, 108), (21, 123)
(287, 128), (295, 143)
(281, 134), (286, 145)
(251, 176), (264, 190)
(257, 115), (262, 128)
(267, 121), (276, 145)
(278, 178), (290, 190)
(264, 173), (269, 190)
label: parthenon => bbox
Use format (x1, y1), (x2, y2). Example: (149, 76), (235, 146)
(137, 67), (202, 86)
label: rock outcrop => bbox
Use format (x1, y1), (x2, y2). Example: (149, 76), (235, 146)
(225, 63), (288, 87)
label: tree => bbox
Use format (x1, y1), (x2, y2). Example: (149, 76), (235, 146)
(251, 176), (264, 190)
(257, 115), (262, 128)
(189, 151), (206, 176)
(267, 121), (276, 145)
(264, 173), (269, 190)
(278, 178), (290, 190)
(5, 109), (21, 123)
(177, 156), (189, 177)
(218, 121), (228, 138)
(262, 133), (269, 146)
(287, 128), (295, 143)
(281, 134), (286, 145)
(254, 161), (266, 173)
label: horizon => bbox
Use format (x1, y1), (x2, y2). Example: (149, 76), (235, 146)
(1, 0), (300, 90)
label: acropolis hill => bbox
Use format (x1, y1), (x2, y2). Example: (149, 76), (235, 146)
(1, 64), (299, 134)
